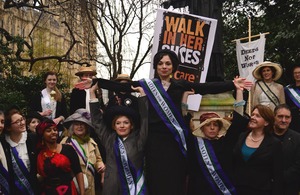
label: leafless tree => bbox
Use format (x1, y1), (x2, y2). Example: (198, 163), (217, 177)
(1, 0), (160, 79)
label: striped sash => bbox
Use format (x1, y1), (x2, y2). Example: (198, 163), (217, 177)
(114, 137), (146, 195)
(0, 162), (9, 195)
(257, 81), (280, 107)
(10, 147), (34, 195)
(70, 138), (95, 175)
(285, 86), (300, 108)
(139, 78), (188, 157)
(195, 137), (236, 195)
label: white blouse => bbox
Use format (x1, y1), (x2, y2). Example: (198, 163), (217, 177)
(5, 131), (30, 171)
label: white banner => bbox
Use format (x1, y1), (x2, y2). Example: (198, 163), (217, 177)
(236, 34), (266, 82)
(151, 8), (217, 111)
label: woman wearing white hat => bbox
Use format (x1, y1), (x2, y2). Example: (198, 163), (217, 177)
(250, 61), (285, 111)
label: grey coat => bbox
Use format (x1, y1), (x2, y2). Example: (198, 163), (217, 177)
(90, 96), (148, 195)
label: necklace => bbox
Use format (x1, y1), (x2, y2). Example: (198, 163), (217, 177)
(249, 132), (264, 142)
(43, 150), (56, 158)
(161, 80), (170, 86)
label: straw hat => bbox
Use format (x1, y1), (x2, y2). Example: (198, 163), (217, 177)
(252, 61), (283, 81)
(192, 112), (231, 139)
(115, 74), (132, 82)
(64, 109), (94, 130)
(75, 66), (97, 76)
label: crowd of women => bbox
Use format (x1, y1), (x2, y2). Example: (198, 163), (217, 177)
(0, 49), (299, 195)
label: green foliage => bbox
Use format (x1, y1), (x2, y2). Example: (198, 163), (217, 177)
(0, 71), (70, 114)
(0, 34), (70, 113)
(222, 0), (300, 85)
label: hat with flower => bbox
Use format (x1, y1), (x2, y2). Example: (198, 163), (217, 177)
(64, 108), (94, 129)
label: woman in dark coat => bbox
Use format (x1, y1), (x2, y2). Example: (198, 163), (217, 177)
(186, 83), (250, 195)
(233, 104), (284, 195)
(89, 85), (148, 195)
(30, 71), (68, 126)
(2, 108), (39, 195)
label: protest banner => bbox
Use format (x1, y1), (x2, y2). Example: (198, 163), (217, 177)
(236, 34), (266, 82)
(151, 8), (217, 111)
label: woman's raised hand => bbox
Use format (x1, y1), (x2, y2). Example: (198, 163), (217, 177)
(131, 86), (146, 97)
(233, 76), (253, 91)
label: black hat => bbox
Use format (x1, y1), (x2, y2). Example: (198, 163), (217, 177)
(103, 105), (140, 128)
(26, 111), (44, 122)
(153, 49), (180, 73)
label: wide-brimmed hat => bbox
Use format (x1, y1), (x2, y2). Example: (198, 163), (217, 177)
(75, 66), (97, 76)
(252, 61), (283, 81)
(192, 112), (231, 139)
(115, 74), (132, 82)
(64, 109), (94, 129)
(103, 105), (139, 128)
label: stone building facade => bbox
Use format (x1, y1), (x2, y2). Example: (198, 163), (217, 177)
(0, 1), (97, 89)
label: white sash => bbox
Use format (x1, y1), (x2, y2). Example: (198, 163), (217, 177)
(287, 87), (300, 106)
(41, 89), (56, 119)
(117, 137), (136, 195)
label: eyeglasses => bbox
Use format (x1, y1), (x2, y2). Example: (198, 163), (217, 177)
(11, 117), (26, 125)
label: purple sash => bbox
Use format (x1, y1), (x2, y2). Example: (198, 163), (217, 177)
(114, 137), (146, 195)
(0, 162), (9, 195)
(139, 78), (188, 157)
(10, 147), (34, 195)
(195, 137), (236, 195)
(285, 86), (300, 108)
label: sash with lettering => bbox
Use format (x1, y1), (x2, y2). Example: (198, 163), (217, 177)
(114, 137), (146, 195)
(257, 81), (280, 107)
(69, 138), (95, 176)
(285, 85), (300, 108)
(0, 162), (9, 195)
(195, 137), (236, 195)
(139, 78), (188, 157)
(10, 147), (34, 195)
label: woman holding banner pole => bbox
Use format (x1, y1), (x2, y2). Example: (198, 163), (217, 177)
(75, 49), (252, 195)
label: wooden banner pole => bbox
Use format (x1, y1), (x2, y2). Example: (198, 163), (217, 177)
(247, 17), (252, 115)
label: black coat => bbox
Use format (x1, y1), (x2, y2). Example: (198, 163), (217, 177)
(233, 132), (284, 195)
(30, 90), (68, 119)
(275, 129), (300, 195)
(70, 88), (87, 114)
(106, 92), (139, 112)
(187, 111), (249, 195)
(2, 133), (40, 194)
